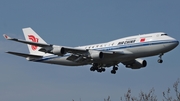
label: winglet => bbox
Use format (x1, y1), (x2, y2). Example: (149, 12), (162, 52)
(3, 34), (12, 40)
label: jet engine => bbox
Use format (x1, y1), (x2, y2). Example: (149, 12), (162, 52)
(51, 46), (65, 56)
(126, 59), (147, 69)
(89, 50), (104, 60)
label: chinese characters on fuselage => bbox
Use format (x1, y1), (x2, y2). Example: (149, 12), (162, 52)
(118, 39), (136, 45)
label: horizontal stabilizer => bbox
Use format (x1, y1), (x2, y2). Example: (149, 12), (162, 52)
(6, 51), (43, 60)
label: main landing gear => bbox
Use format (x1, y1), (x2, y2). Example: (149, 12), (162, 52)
(90, 66), (106, 73)
(111, 65), (118, 74)
(90, 63), (118, 74)
(158, 53), (163, 63)
(90, 64), (106, 73)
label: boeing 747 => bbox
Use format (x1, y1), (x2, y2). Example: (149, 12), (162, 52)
(3, 28), (179, 74)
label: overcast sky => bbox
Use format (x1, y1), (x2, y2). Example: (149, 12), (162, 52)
(0, 0), (180, 101)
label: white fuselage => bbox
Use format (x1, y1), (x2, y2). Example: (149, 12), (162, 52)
(36, 32), (179, 66)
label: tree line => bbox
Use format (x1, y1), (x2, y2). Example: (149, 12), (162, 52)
(73, 78), (180, 101)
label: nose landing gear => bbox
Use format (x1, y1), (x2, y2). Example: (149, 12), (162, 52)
(158, 53), (163, 63)
(158, 59), (163, 63)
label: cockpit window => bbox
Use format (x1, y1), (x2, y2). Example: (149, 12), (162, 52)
(161, 34), (168, 36)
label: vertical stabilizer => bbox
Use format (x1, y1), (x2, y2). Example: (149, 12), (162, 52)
(22, 27), (50, 56)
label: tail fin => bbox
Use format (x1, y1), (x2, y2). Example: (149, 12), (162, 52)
(22, 27), (49, 56)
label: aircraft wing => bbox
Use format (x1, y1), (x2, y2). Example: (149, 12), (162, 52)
(3, 34), (127, 63)
(3, 34), (88, 53)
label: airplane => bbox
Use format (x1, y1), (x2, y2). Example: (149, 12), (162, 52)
(3, 27), (179, 74)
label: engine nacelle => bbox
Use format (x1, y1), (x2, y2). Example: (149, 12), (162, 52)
(126, 59), (147, 69)
(89, 50), (104, 60)
(51, 46), (65, 56)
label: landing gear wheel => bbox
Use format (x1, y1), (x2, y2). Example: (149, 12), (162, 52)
(101, 68), (106, 72)
(158, 59), (163, 63)
(90, 67), (95, 71)
(113, 67), (118, 70)
(111, 70), (116, 74)
(97, 69), (102, 73)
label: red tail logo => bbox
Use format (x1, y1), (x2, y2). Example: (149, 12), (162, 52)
(28, 35), (39, 50)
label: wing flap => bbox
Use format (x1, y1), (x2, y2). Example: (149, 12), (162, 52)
(66, 54), (79, 61)
(67, 54), (89, 63)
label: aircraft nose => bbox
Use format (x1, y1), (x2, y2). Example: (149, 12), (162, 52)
(175, 40), (179, 46)
(163, 39), (179, 52)
(170, 36), (179, 47)
(171, 39), (179, 48)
